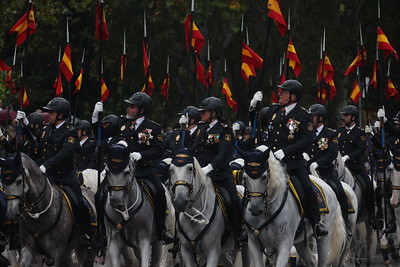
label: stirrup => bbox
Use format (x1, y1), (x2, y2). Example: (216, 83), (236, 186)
(314, 222), (329, 239)
(161, 230), (174, 245)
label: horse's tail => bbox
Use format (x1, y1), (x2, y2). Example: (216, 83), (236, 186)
(327, 204), (347, 264)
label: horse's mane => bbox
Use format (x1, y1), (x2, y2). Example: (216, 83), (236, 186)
(193, 157), (214, 190)
(267, 151), (288, 197)
(21, 153), (43, 180)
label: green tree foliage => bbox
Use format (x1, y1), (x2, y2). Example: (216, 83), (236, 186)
(0, 0), (399, 128)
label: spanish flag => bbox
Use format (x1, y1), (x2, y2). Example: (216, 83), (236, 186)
(241, 63), (256, 83)
(8, 4), (36, 46)
(369, 60), (378, 90)
(59, 43), (73, 82)
(317, 88), (327, 104)
(196, 56), (207, 88)
(267, 0), (287, 37)
(386, 79), (399, 101)
(242, 42), (263, 69)
(100, 77), (109, 102)
(286, 38), (302, 77)
(160, 74), (170, 100)
(222, 77), (237, 112)
(0, 59), (9, 71)
(185, 13), (205, 53)
(19, 86), (29, 110)
(95, 3), (109, 40)
(350, 79), (361, 104)
(120, 54), (126, 83)
(143, 40), (150, 78)
(53, 73), (63, 97)
(329, 80), (336, 100)
(377, 27), (398, 61)
(73, 68), (84, 95)
(317, 52), (334, 84)
(344, 48), (366, 76)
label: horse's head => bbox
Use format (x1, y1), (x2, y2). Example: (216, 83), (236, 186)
(238, 145), (271, 217)
(0, 152), (28, 219)
(105, 141), (136, 210)
(169, 146), (198, 212)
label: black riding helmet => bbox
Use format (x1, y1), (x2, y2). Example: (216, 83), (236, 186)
(102, 114), (119, 138)
(73, 120), (92, 135)
(181, 106), (201, 122)
(233, 121), (246, 135)
(198, 97), (223, 116)
(124, 92), (152, 115)
(27, 112), (44, 126)
(309, 104), (328, 119)
(277, 79), (304, 102)
(43, 97), (70, 120)
(340, 105), (358, 118)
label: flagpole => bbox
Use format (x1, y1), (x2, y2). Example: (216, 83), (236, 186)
(258, 8), (272, 98)
(144, 10), (150, 93)
(358, 21), (367, 126)
(122, 30), (126, 85)
(163, 55), (169, 128)
(236, 14), (244, 121)
(185, 0), (195, 106)
(285, 9), (291, 79)
(66, 17), (73, 123)
(319, 28), (326, 104)
(73, 48), (85, 126)
(207, 40), (212, 97)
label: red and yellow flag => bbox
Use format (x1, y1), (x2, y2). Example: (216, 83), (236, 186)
(222, 77), (237, 112)
(279, 72), (286, 85)
(161, 74), (170, 100)
(344, 47), (366, 76)
(59, 43), (73, 82)
(286, 38), (302, 77)
(196, 56), (207, 88)
(95, 3), (109, 40)
(386, 79), (399, 101)
(185, 13), (205, 53)
(241, 63), (256, 83)
(141, 73), (155, 96)
(350, 80), (361, 104)
(0, 59), (9, 71)
(267, 0), (287, 37)
(377, 27), (398, 61)
(317, 52), (334, 84)
(271, 91), (278, 103)
(100, 77), (109, 102)
(5, 68), (15, 95)
(120, 54), (126, 83)
(143, 40), (150, 78)
(370, 60), (378, 90)
(53, 73), (63, 97)
(19, 86), (29, 110)
(317, 88), (327, 104)
(73, 68), (84, 95)
(9, 4), (36, 46)
(205, 61), (214, 89)
(242, 42), (263, 69)
(329, 80), (336, 100)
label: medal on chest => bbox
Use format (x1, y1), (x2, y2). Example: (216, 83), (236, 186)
(138, 129), (153, 146)
(286, 118), (300, 140)
(318, 138), (329, 150)
(207, 134), (220, 144)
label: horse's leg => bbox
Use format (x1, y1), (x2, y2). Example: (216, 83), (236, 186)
(365, 223), (378, 266)
(247, 234), (264, 267)
(316, 237), (331, 267)
(136, 239), (151, 267)
(149, 240), (163, 267)
(180, 245), (198, 267)
(203, 242), (221, 267)
(108, 230), (122, 267)
(220, 251), (234, 267)
(295, 241), (317, 267)
(240, 243), (252, 267)
(18, 247), (34, 267)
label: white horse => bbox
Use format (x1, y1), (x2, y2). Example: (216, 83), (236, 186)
(241, 146), (347, 267)
(167, 148), (244, 267)
(103, 142), (175, 267)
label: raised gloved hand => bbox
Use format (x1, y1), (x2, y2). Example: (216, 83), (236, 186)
(16, 110), (29, 126)
(179, 115), (187, 125)
(377, 108), (387, 123)
(130, 152), (142, 161)
(302, 152), (310, 161)
(310, 162), (318, 170)
(364, 125), (373, 135)
(201, 164), (214, 175)
(92, 102), (104, 119)
(249, 91), (263, 110)
(39, 165), (46, 174)
(342, 155), (350, 163)
(274, 149), (285, 160)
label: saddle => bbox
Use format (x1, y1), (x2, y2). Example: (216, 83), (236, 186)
(138, 179), (156, 211)
(324, 179), (355, 214)
(349, 172), (367, 204)
(61, 186), (97, 227)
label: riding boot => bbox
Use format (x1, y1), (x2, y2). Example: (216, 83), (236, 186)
(386, 206), (397, 234)
(94, 182), (108, 250)
(8, 222), (20, 250)
(333, 179), (352, 237)
(309, 192), (329, 239)
(154, 186), (174, 244)
(78, 204), (93, 248)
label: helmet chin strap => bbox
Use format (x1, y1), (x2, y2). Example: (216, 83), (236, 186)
(281, 93), (297, 107)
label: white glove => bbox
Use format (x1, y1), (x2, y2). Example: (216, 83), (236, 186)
(92, 102), (104, 119)
(39, 165), (46, 174)
(16, 110), (29, 126)
(377, 108), (387, 123)
(130, 152), (142, 161)
(374, 120), (381, 129)
(364, 125), (373, 135)
(342, 155), (350, 163)
(302, 152), (310, 161)
(0, 128), (3, 138)
(250, 91), (263, 110)
(232, 122), (240, 136)
(179, 115), (187, 125)
(310, 162), (318, 170)
(274, 149), (285, 160)
(201, 164), (214, 175)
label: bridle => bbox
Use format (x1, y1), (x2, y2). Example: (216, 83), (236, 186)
(107, 162), (135, 194)
(244, 169), (271, 206)
(170, 163), (205, 205)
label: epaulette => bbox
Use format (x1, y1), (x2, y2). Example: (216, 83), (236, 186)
(119, 115), (126, 118)
(327, 127), (336, 132)
(272, 103), (280, 106)
(198, 121), (206, 124)
(221, 123), (228, 127)
(301, 107), (310, 113)
(150, 120), (161, 127)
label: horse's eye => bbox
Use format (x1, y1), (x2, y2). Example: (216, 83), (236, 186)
(16, 179), (22, 186)
(124, 170), (130, 175)
(188, 166), (193, 172)
(169, 169), (173, 174)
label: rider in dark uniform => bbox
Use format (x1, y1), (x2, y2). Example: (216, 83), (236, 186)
(73, 120), (96, 172)
(195, 96), (246, 249)
(338, 105), (376, 227)
(250, 80), (329, 238)
(306, 104), (352, 236)
(18, 98), (92, 247)
(20, 112), (44, 162)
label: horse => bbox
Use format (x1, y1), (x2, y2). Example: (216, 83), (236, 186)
(167, 147), (247, 267)
(241, 146), (347, 267)
(0, 152), (97, 267)
(335, 152), (378, 266)
(103, 141), (175, 267)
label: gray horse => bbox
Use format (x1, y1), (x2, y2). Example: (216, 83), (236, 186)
(103, 141), (175, 267)
(0, 152), (96, 267)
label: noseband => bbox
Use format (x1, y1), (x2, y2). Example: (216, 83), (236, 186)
(107, 163), (134, 194)
(245, 169), (270, 204)
(5, 168), (30, 202)
(171, 164), (196, 197)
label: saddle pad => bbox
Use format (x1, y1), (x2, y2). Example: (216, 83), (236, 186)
(138, 179), (155, 211)
(344, 189), (356, 214)
(61, 188), (97, 226)
(214, 186), (230, 223)
(288, 177), (329, 215)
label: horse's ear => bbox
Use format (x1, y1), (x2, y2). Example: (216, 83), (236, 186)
(235, 145), (250, 160)
(261, 148), (270, 162)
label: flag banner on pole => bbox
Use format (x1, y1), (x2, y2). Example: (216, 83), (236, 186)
(53, 72), (63, 97)
(280, 72), (286, 85)
(241, 63), (256, 83)
(95, 3), (109, 40)
(286, 38), (302, 77)
(271, 91), (278, 103)
(19, 86), (29, 109)
(386, 79), (399, 101)
(329, 80), (336, 100)
(196, 56), (207, 88)
(120, 54), (126, 83)
(317, 52), (334, 84)
(370, 60), (378, 90)
(59, 43), (74, 82)
(222, 77), (237, 111)
(317, 87), (327, 104)
(8, 3), (36, 46)
(205, 61), (214, 89)
(143, 40), (150, 78)
(185, 13), (205, 53)
(0, 59), (9, 71)
(100, 77), (109, 101)
(344, 47), (366, 76)
(242, 42), (263, 68)
(5, 68), (15, 95)
(267, 0), (287, 37)
(161, 73), (170, 100)
(377, 27), (398, 61)
(73, 68), (84, 95)
(350, 79), (361, 104)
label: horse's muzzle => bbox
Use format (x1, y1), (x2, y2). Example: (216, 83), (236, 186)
(173, 196), (189, 212)
(109, 198), (124, 211)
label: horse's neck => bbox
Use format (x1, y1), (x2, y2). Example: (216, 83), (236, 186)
(190, 178), (215, 212)
(127, 177), (142, 205)
(25, 175), (47, 204)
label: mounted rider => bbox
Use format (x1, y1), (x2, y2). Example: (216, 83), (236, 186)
(305, 104), (352, 236)
(250, 79), (329, 238)
(195, 96), (246, 249)
(338, 105), (377, 228)
(16, 97), (92, 247)
(73, 120), (96, 172)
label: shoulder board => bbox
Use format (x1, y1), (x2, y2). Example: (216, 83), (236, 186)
(327, 127), (336, 132)
(150, 120), (161, 127)
(272, 103), (280, 106)
(198, 121), (206, 124)
(221, 123), (228, 127)
(119, 115), (126, 118)
(301, 107), (311, 113)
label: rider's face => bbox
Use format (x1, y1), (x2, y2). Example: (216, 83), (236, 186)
(47, 111), (58, 125)
(341, 114), (354, 127)
(312, 115), (320, 128)
(200, 110), (211, 123)
(126, 104), (140, 120)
